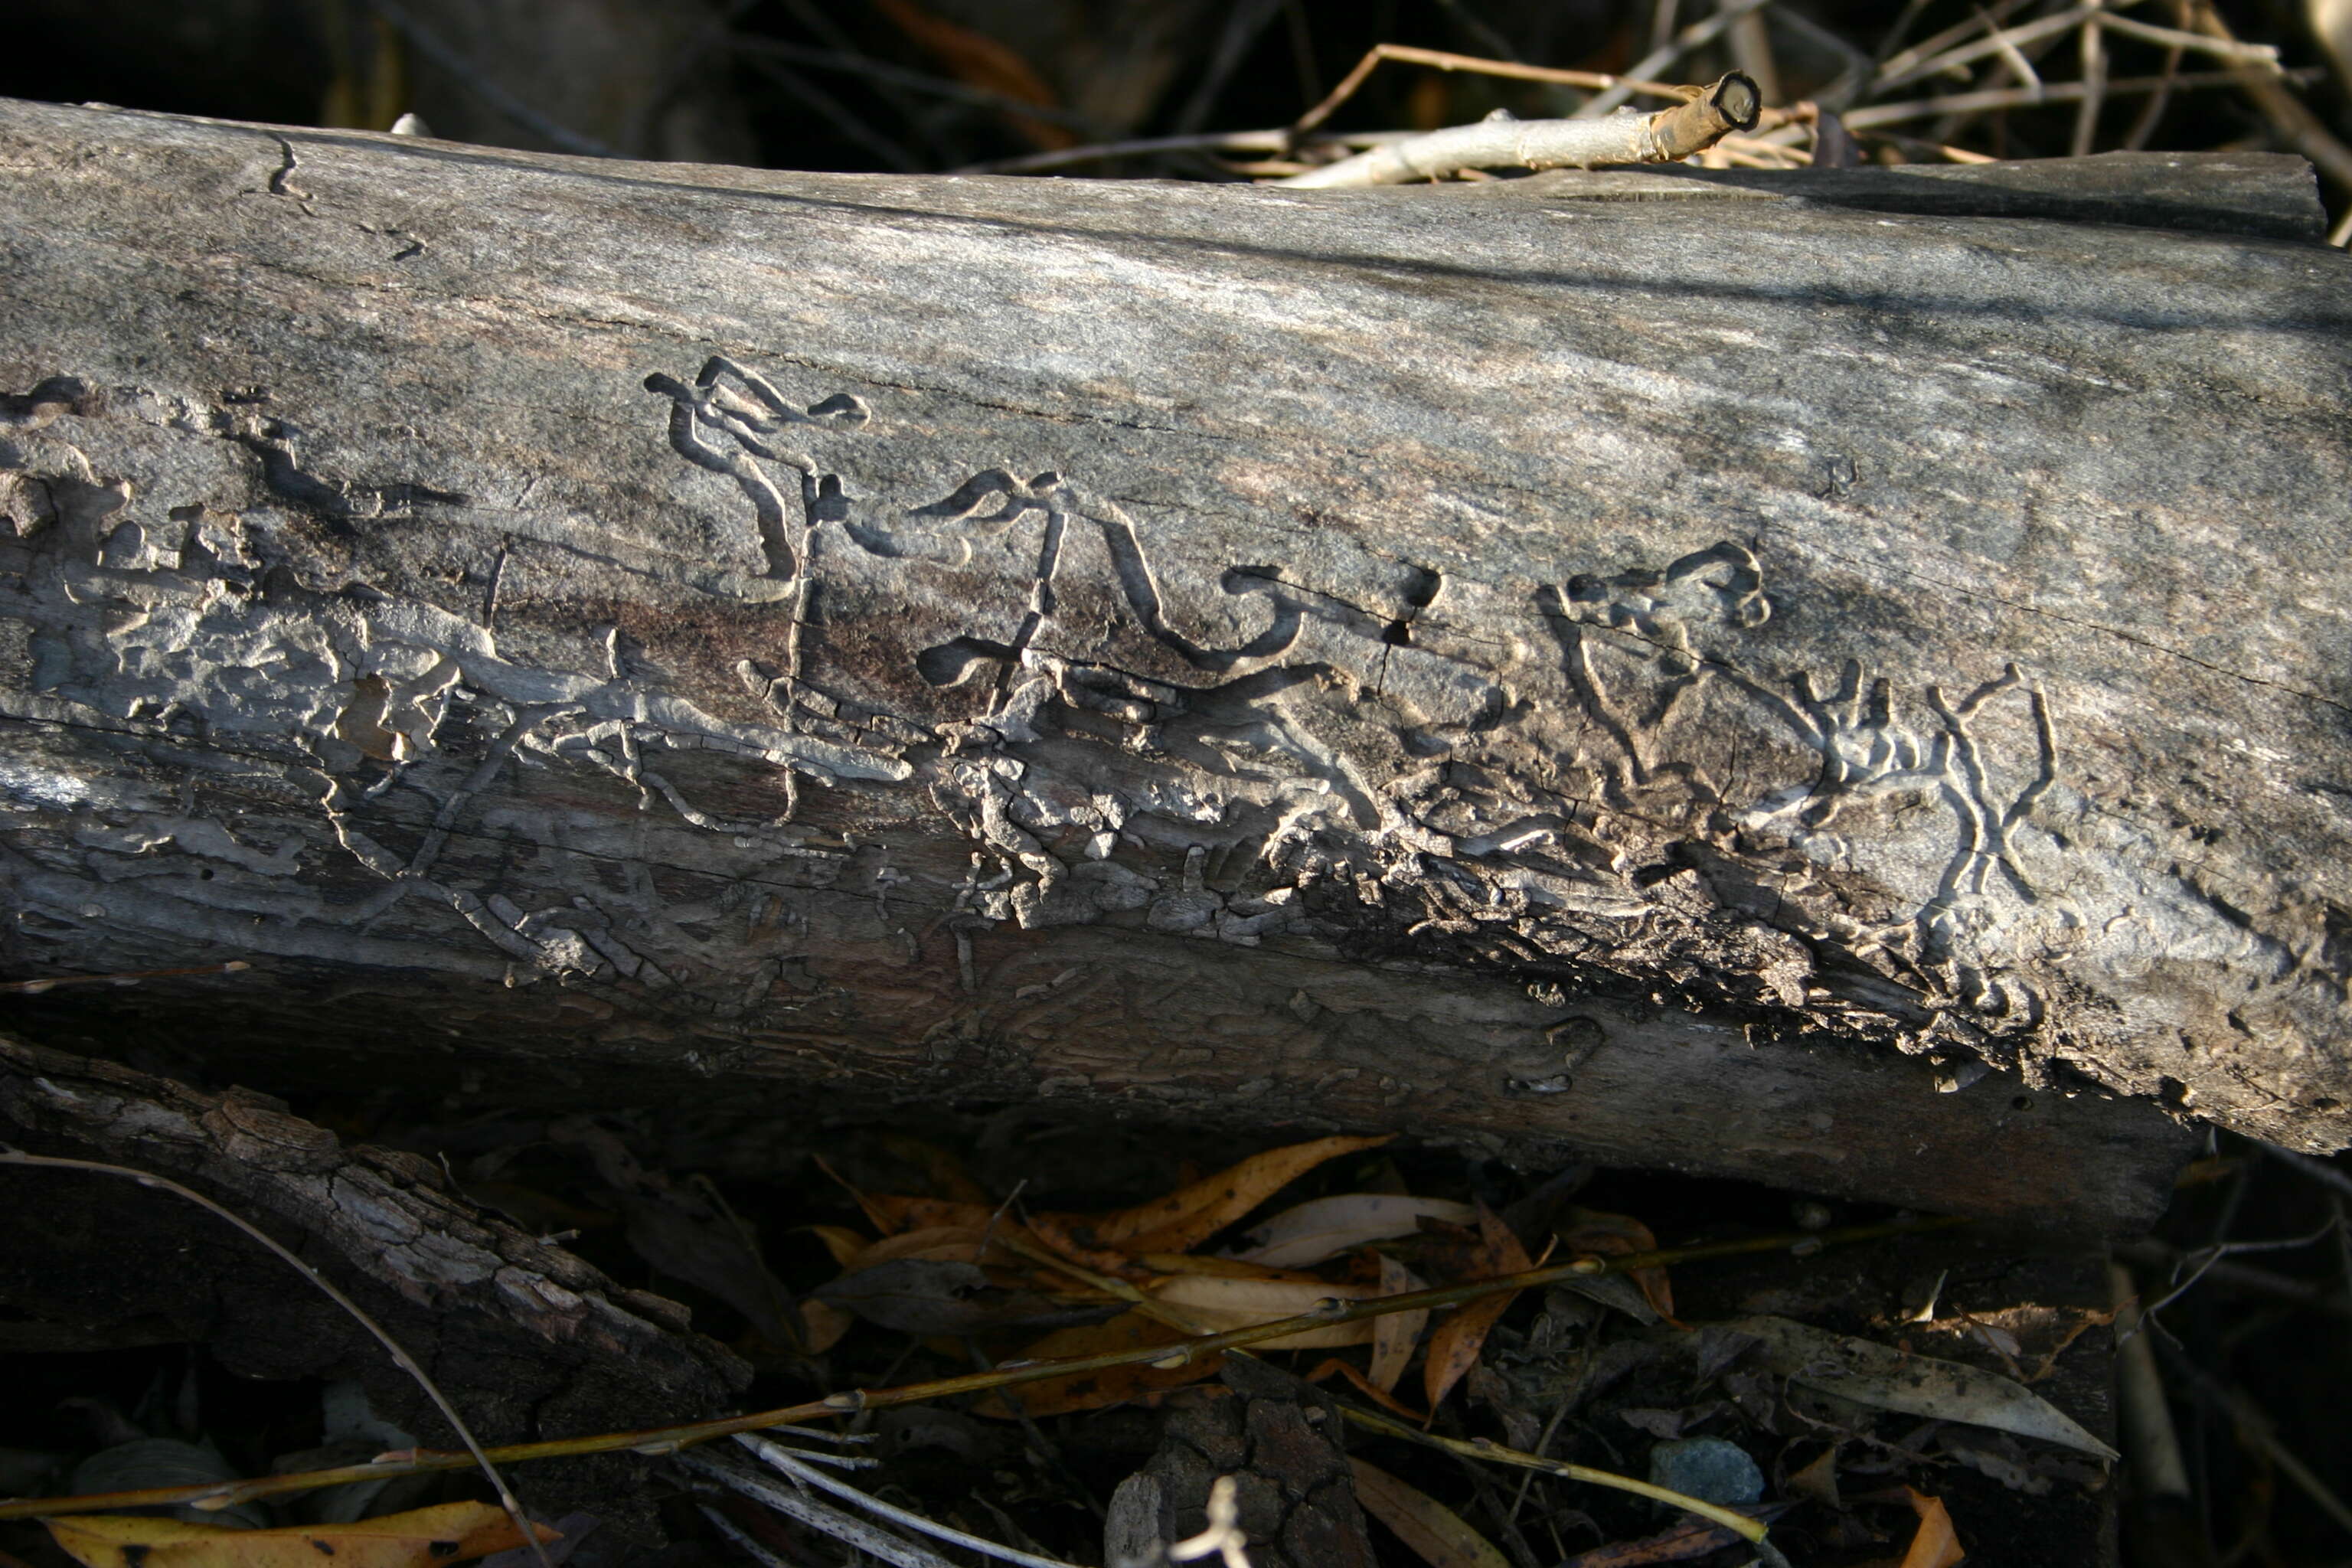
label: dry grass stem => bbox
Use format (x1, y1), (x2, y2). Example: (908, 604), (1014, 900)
(0, 1215), (1966, 1523)
(0, 1149), (555, 1568)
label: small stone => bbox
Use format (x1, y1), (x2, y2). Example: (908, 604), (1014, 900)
(1648, 1436), (1764, 1506)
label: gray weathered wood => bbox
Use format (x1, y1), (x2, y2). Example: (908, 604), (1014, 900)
(8, 100), (2348, 1231)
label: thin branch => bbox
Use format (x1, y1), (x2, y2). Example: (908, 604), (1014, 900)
(2073, 5), (2109, 158)
(697, 1483), (951, 1568)
(1579, 0), (1773, 117)
(724, 37), (1106, 138)
(0, 1148), (554, 1568)
(2154, 1338), (2352, 1541)
(0, 1212), (1967, 1522)
(736, 53), (926, 174)
(1719, 0), (1784, 109)
(1292, 44), (1693, 139)
(2217, 35), (2352, 196)
(2121, 0), (2188, 149)
(1281, 72), (1759, 187)
(1864, 129), (2002, 162)
(1979, 2), (2045, 92)
(1173, 0), (1289, 136)
(955, 129), (1391, 177)
(1840, 67), (2321, 128)
(1339, 1406), (1779, 1553)
(1878, 0), (2017, 76)
(2266, 1143), (2352, 1202)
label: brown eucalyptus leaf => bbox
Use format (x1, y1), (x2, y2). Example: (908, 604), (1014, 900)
(1423, 1204), (1532, 1413)
(1083, 1135), (1390, 1254)
(1348, 1458), (1511, 1568)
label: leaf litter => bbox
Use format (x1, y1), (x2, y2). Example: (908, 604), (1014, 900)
(9, 1114), (2124, 1568)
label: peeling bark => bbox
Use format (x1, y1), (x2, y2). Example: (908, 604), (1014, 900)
(6, 99), (2346, 1231)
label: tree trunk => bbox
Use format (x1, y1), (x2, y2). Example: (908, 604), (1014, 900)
(7, 97), (2347, 1232)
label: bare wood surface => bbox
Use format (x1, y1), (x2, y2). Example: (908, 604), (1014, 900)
(7, 100), (2349, 1230)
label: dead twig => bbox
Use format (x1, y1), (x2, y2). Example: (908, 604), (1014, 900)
(726, 37), (1104, 139)
(1580, 0), (1774, 117)
(1874, 2), (2276, 93)
(1290, 44), (1693, 140)
(1338, 1406), (1786, 1560)
(0, 1148), (555, 1568)
(725, 1435), (1085, 1568)
(1841, 67), (2324, 128)
(1280, 72), (1760, 187)
(697, 1484), (951, 1568)
(1172, 0), (1289, 136)
(2154, 1336), (2352, 1542)
(2121, 0), (2190, 149)
(2072, 3), (2109, 157)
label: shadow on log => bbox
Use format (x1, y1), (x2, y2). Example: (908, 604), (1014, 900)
(6, 97), (2350, 1230)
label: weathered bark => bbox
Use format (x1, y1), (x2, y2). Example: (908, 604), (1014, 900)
(0, 1031), (747, 1534)
(5, 98), (2348, 1232)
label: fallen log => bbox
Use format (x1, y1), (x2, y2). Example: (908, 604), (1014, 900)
(6, 96), (2348, 1231)
(0, 1031), (746, 1534)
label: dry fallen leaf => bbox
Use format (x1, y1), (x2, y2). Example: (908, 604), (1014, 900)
(797, 1296), (856, 1354)
(1786, 1446), (1841, 1508)
(1082, 1134), (1391, 1255)
(1148, 1274), (1374, 1349)
(799, 1224), (871, 1269)
(975, 1308), (1217, 1417)
(46, 1504), (555, 1568)
(815, 1257), (1119, 1337)
(1305, 1356), (1425, 1422)
(1369, 1251), (1429, 1394)
(1424, 1203), (1532, 1413)
(1559, 1207), (1674, 1321)
(1227, 1193), (1476, 1269)
(1348, 1457), (1511, 1568)
(1899, 1487), (1965, 1568)
(1730, 1315), (2119, 1460)
(1557, 1516), (1747, 1567)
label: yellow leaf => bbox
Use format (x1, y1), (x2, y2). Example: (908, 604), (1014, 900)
(1899, 1488), (1965, 1568)
(45, 1504), (555, 1568)
(1149, 1275), (1374, 1350)
(1348, 1458), (1511, 1568)
(1086, 1135), (1390, 1255)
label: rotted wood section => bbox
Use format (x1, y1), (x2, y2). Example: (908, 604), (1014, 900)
(7, 98), (2347, 1229)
